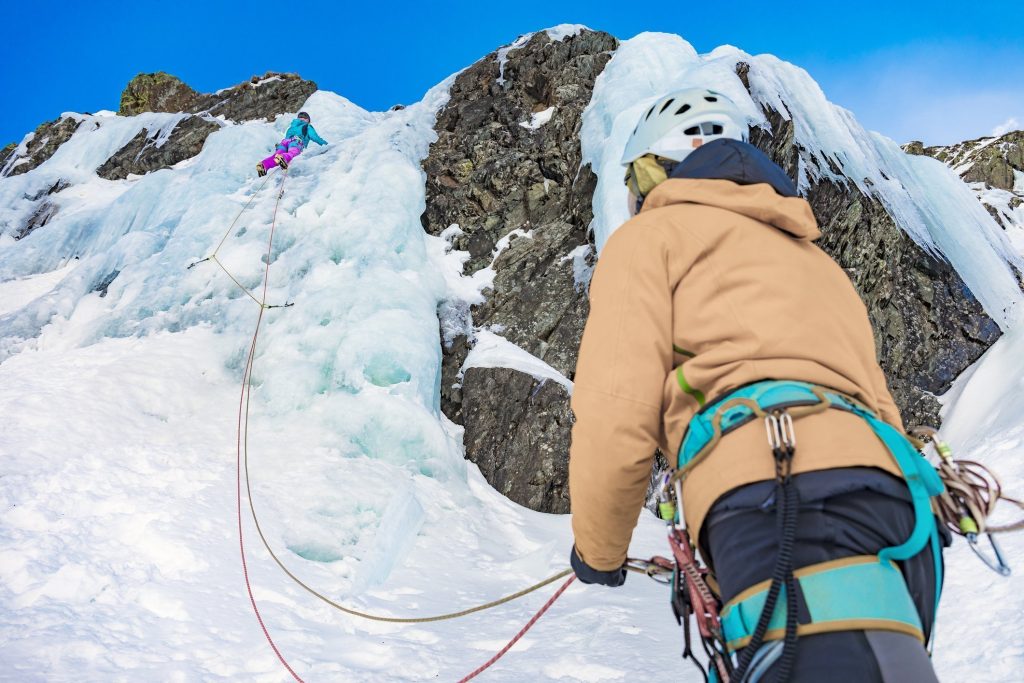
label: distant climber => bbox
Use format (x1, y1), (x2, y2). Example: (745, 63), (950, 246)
(256, 111), (327, 176)
(568, 87), (947, 681)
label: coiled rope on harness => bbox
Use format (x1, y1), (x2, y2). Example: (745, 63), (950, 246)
(197, 167), (579, 681)
(912, 427), (1024, 576)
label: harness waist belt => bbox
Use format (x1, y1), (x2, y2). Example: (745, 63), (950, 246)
(720, 555), (925, 652)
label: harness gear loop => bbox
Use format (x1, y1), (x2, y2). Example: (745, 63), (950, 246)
(731, 406), (801, 682)
(665, 527), (732, 682)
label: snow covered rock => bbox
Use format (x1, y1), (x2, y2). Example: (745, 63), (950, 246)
(188, 71), (317, 124)
(907, 131), (1024, 255)
(738, 64), (1002, 427)
(95, 115), (221, 181)
(421, 28), (614, 513)
(908, 132), (1024, 191)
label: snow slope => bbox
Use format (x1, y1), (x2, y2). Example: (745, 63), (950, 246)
(2, 29), (1024, 683)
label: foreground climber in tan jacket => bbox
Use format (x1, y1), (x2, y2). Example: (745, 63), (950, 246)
(568, 88), (944, 682)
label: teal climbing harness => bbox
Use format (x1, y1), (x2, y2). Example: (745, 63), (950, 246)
(660, 379), (947, 682)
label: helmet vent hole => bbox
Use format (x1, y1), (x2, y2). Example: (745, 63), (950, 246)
(675, 104), (692, 115)
(704, 96), (718, 102)
(645, 105), (656, 120)
(659, 98), (675, 114)
(712, 124), (723, 134)
(684, 126), (700, 135)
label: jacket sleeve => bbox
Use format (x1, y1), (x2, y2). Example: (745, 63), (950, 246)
(307, 125), (327, 146)
(569, 222), (675, 571)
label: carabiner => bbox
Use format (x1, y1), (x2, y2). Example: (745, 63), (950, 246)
(967, 532), (1012, 576)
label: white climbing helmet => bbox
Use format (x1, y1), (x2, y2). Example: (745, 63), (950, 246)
(620, 87), (748, 165)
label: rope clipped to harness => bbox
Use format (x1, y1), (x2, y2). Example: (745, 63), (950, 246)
(912, 427), (1024, 576)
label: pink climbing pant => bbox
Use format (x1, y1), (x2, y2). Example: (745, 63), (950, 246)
(259, 137), (304, 171)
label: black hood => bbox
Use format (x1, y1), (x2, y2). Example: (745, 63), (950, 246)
(667, 138), (798, 198)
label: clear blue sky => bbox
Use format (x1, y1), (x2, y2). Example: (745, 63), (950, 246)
(4, 1), (1023, 148)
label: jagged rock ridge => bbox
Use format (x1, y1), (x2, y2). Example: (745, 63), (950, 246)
(420, 29), (616, 513)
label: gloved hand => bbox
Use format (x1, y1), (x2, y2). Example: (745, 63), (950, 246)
(570, 545), (627, 587)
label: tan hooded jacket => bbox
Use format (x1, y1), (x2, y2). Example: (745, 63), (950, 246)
(569, 178), (905, 571)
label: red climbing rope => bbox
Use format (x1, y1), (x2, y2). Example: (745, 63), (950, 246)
(457, 575), (577, 683)
(235, 168), (305, 682)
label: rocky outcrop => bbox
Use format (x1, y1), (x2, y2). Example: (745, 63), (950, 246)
(99, 72), (318, 180)
(460, 368), (573, 512)
(1, 116), (83, 177)
(738, 63), (1000, 427)
(906, 132), (1024, 239)
(96, 116), (221, 180)
(189, 72), (318, 123)
(421, 29), (616, 513)
(906, 133), (1024, 191)
(0, 143), (15, 169)
(120, 72), (200, 116)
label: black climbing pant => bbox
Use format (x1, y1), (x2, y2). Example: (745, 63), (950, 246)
(700, 467), (950, 682)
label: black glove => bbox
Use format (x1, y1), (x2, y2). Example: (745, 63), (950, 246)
(570, 545), (627, 587)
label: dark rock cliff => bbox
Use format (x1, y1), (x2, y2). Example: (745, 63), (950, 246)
(420, 29), (616, 513)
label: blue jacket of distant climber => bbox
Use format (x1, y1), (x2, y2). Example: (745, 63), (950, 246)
(284, 118), (327, 148)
